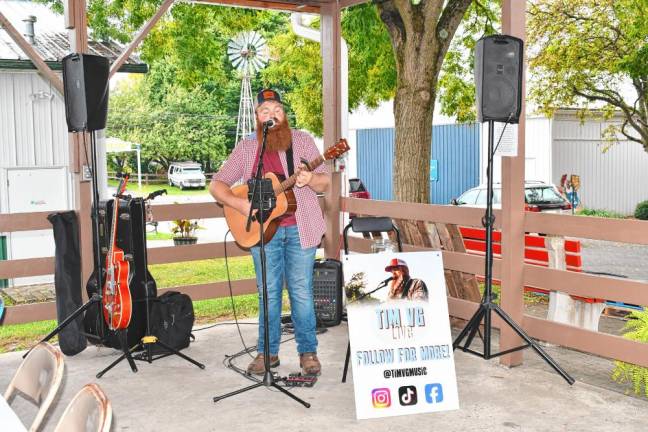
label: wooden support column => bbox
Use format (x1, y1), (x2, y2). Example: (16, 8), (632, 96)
(320, 2), (343, 259)
(499, 0), (527, 367)
(66, 0), (93, 299)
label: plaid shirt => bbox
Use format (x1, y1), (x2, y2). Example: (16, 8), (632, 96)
(213, 130), (329, 249)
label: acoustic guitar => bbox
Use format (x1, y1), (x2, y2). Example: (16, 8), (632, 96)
(224, 139), (350, 248)
(103, 175), (133, 330)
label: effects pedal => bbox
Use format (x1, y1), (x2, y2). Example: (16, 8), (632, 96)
(283, 373), (318, 388)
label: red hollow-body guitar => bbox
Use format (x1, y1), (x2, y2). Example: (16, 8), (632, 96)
(103, 176), (133, 330)
(223, 139), (350, 248)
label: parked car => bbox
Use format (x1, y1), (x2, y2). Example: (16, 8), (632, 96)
(168, 162), (206, 190)
(451, 181), (572, 213)
(349, 178), (370, 200)
(348, 178), (370, 218)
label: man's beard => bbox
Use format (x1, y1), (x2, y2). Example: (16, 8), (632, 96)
(256, 117), (292, 152)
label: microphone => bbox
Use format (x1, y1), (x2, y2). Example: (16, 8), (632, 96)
(263, 118), (276, 129)
(380, 276), (394, 285)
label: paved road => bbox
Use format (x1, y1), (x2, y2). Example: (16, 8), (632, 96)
(579, 238), (648, 282)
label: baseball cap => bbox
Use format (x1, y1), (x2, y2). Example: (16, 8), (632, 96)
(385, 258), (408, 272)
(255, 88), (282, 109)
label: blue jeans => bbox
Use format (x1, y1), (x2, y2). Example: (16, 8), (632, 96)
(250, 225), (317, 356)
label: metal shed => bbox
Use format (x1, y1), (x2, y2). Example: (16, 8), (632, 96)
(356, 123), (480, 204)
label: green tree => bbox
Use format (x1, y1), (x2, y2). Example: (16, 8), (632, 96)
(528, 0), (648, 152)
(373, 0), (474, 203)
(265, 2), (497, 202)
(108, 73), (229, 172)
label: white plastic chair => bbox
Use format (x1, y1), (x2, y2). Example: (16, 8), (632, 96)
(53, 384), (112, 432)
(3, 342), (65, 432)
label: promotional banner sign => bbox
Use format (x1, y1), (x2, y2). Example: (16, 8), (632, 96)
(344, 251), (459, 419)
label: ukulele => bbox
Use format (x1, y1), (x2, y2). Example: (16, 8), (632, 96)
(224, 139), (350, 248)
(103, 175), (133, 330)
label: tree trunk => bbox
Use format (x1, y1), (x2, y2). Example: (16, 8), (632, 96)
(393, 84), (434, 203)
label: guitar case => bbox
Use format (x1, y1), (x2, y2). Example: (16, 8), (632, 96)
(84, 197), (156, 349)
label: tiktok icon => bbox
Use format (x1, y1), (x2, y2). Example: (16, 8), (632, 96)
(397, 385), (418, 406)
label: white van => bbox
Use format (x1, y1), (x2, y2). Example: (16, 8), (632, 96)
(167, 162), (206, 190)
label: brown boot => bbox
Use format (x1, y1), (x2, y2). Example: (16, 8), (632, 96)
(247, 353), (280, 375)
(299, 352), (321, 376)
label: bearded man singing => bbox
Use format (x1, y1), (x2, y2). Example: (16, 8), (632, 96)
(210, 88), (329, 376)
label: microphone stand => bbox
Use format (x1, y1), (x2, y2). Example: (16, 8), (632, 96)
(213, 122), (310, 408)
(341, 278), (391, 383)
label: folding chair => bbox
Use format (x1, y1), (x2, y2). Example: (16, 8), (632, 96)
(53, 384), (112, 432)
(342, 216), (402, 255)
(341, 216), (402, 383)
(4, 342), (64, 432)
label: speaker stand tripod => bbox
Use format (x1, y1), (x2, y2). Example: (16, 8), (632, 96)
(212, 122), (310, 408)
(453, 120), (574, 385)
(23, 293), (100, 359)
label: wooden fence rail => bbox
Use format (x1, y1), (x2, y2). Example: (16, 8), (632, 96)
(2, 198), (648, 368)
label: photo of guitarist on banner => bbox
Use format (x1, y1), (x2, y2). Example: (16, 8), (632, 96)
(384, 258), (429, 301)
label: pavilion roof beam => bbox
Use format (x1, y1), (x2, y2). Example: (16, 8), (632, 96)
(338, 0), (369, 9)
(192, 0), (320, 14)
(109, 0), (176, 79)
(0, 11), (64, 95)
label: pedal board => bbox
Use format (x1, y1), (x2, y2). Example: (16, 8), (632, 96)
(283, 373), (318, 388)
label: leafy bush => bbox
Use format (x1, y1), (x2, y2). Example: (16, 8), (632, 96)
(634, 201), (648, 220)
(611, 309), (648, 397)
(576, 208), (626, 219)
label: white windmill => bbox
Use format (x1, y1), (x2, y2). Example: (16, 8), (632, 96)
(228, 31), (270, 145)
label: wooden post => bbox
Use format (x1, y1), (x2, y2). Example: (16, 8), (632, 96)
(66, 0), (93, 300)
(320, 2), (343, 259)
(499, 0), (527, 367)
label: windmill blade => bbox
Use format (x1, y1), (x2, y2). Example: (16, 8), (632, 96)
(249, 57), (265, 73)
(248, 31), (261, 47)
(228, 30), (269, 73)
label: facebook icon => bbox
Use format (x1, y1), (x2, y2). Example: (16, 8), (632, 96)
(425, 383), (444, 404)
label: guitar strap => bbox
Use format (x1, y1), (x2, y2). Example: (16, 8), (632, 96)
(286, 143), (294, 177)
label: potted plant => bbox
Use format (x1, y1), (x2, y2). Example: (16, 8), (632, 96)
(171, 219), (201, 246)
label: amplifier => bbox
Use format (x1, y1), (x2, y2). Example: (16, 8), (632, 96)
(313, 259), (343, 327)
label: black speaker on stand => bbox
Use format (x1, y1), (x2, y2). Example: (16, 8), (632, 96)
(453, 35), (574, 385)
(59, 54), (138, 374)
(62, 53), (110, 132)
(26, 54), (116, 361)
(474, 34), (523, 123)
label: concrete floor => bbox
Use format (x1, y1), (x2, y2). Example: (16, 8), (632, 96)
(2, 321), (647, 432)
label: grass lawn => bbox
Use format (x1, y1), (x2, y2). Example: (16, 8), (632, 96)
(0, 256), (261, 353)
(108, 179), (210, 197)
(478, 282), (549, 306)
(146, 231), (175, 241)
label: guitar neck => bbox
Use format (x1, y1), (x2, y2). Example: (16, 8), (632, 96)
(107, 197), (120, 263)
(275, 154), (325, 194)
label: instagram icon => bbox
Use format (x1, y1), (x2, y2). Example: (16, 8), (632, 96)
(371, 388), (391, 408)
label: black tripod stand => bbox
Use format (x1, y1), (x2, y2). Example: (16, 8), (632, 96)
(452, 120), (574, 385)
(97, 190), (205, 378)
(213, 122), (310, 408)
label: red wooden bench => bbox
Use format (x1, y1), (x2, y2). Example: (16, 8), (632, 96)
(459, 226), (603, 303)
